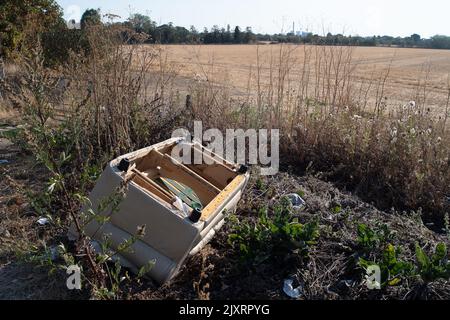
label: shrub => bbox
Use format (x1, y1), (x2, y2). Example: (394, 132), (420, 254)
(41, 28), (90, 66)
(80, 9), (102, 30)
(0, 0), (64, 59)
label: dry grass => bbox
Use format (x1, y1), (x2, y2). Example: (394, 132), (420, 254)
(155, 43), (450, 219)
(150, 44), (450, 110)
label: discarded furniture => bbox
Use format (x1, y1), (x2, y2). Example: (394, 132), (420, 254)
(69, 137), (250, 283)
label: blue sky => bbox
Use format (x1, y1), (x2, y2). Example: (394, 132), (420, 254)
(56, 0), (449, 37)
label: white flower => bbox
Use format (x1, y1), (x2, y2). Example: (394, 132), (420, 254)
(390, 129), (398, 138)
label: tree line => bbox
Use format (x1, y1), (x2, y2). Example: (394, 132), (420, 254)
(2, 1), (450, 63)
(123, 13), (450, 49)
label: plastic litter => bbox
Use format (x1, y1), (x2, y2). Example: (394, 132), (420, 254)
(37, 217), (50, 226)
(49, 246), (59, 261)
(0, 160), (9, 165)
(173, 196), (190, 218)
(286, 193), (306, 209)
(283, 278), (303, 299)
(341, 280), (355, 288)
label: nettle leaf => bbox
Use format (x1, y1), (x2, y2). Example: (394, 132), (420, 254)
(415, 244), (430, 271)
(94, 214), (111, 225)
(433, 243), (448, 263)
(228, 198), (320, 265)
(358, 258), (372, 269)
(383, 244), (397, 266)
(288, 223), (304, 239)
(391, 261), (413, 276)
(357, 224), (375, 247)
(331, 205), (342, 214)
(302, 220), (320, 241)
(388, 278), (401, 286)
(269, 223), (279, 234)
(239, 243), (249, 255)
(138, 260), (155, 278)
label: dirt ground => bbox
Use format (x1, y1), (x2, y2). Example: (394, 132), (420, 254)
(140, 171), (450, 300)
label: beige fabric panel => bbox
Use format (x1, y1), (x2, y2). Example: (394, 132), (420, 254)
(109, 180), (201, 262)
(78, 164), (201, 263)
(97, 223), (178, 284)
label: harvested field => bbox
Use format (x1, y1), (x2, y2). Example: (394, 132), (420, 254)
(146, 44), (450, 109)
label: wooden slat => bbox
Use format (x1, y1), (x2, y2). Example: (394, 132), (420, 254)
(194, 143), (235, 173)
(200, 175), (245, 221)
(191, 144), (236, 173)
(187, 163), (237, 190)
(160, 151), (221, 193)
(131, 168), (175, 203)
(133, 175), (173, 204)
(152, 150), (221, 205)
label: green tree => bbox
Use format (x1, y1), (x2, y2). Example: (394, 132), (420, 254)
(224, 24), (232, 43)
(175, 26), (190, 43)
(244, 26), (255, 44)
(155, 23), (178, 43)
(80, 8), (102, 30)
(233, 26), (242, 44)
(429, 35), (450, 49)
(411, 34), (421, 43)
(189, 25), (199, 43)
(0, 0), (64, 59)
(127, 13), (155, 35)
(211, 25), (221, 43)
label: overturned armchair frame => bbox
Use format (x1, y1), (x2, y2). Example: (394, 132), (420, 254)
(69, 137), (250, 283)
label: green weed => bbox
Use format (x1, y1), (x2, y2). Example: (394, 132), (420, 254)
(228, 197), (320, 265)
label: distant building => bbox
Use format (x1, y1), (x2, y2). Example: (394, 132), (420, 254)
(67, 19), (81, 30)
(296, 31), (312, 38)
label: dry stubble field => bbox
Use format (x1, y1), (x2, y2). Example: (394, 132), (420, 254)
(148, 44), (450, 109)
